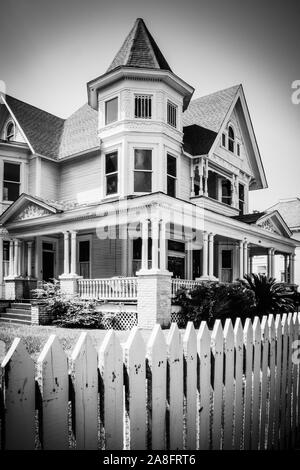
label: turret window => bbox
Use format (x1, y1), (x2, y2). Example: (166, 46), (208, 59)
(167, 154), (177, 197)
(134, 149), (152, 192)
(105, 152), (118, 195)
(135, 95), (152, 119)
(105, 97), (118, 125)
(5, 121), (15, 142)
(167, 101), (177, 128)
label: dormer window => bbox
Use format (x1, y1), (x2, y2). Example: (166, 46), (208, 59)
(228, 125), (235, 153)
(5, 121), (15, 142)
(135, 95), (152, 119)
(105, 97), (118, 125)
(167, 101), (177, 128)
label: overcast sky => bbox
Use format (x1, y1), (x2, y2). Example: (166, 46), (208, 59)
(0, 0), (299, 212)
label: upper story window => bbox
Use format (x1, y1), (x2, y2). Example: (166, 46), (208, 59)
(135, 95), (152, 119)
(3, 162), (20, 201)
(134, 149), (152, 192)
(237, 142), (241, 156)
(105, 151), (118, 195)
(222, 133), (226, 147)
(167, 101), (177, 128)
(105, 97), (118, 125)
(167, 154), (177, 197)
(5, 121), (15, 142)
(238, 183), (245, 214)
(228, 125), (235, 153)
(221, 179), (232, 205)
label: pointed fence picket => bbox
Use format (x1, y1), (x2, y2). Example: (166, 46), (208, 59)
(0, 313), (300, 451)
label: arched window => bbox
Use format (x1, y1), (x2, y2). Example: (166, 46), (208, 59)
(5, 121), (15, 142)
(228, 125), (235, 153)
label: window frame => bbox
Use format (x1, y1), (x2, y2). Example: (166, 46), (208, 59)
(166, 153), (177, 198)
(238, 182), (246, 214)
(5, 121), (15, 142)
(104, 151), (119, 197)
(167, 100), (177, 128)
(134, 94), (153, 120)
(228, 125), (235, 153)
(133, 148), (153, 194)
(77, 235), (92, 279)
(2, 160), (21, 202)
(105, 96), (119, 126)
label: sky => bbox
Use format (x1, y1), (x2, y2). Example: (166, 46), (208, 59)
(0, 0), (299, 212)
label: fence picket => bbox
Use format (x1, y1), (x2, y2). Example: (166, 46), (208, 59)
(197, 321), (211, 450)
(146, 324), (167, 450)
(99, 329), (123, 450)
(37, 334), (69, 450)
(123, 327), (146, 450)
(285, 313), (294, 447)
(233, 318), (243, 450)
(280, 314), (288, 449)
(252, 317), (261, 449)
(243, 318), (253, 450)
(273, 314), (282, 449)
(183, 322), (197, 450)
(223, 319), (234, 450)
(71, 332), (98, 450)
(211, 320), (223, 450)
(1, 338), (35, 449)
(267, 315), (276, 449)
(259, 317), (268, 450)
(292, 312), (299, 447)
(166, 323), (183, 450)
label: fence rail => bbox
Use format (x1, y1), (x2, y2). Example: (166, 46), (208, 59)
(171, 278), (201, 297)
(1, 313), (300, 450)
(78, 277), (137, 301)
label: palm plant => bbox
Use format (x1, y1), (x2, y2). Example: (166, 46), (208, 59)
(239, 273), (295, 316)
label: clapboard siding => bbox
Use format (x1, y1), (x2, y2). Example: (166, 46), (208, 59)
(59, 154), (102, 202)
(28, 158), (36, 195)
(41, 159), (59, 200)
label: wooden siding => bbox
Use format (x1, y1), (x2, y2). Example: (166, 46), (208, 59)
(41, 159), (59, 200)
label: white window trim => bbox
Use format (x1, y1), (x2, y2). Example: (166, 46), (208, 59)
(221, 131), (227, 149)
(133, 147), (153, 194)
(134, 94), (153, 120)
(167, 100), (178, 128)
(5, 120), (15, 141)
(104, 95), (119, 127)
(104, 150), (119, 198)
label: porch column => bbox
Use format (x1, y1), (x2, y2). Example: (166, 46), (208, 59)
(151, 217), (159, 271)
(160, 219), (167, 271)
(271, 249), (276, 278)
(284, 254), (289, 283)
(249, 255), (253, 275)
(204, 159), (208, 197)
(208, 232), (215, 278)
(63, 231), (70, 275)
(199, 159), (204, 196)
(9, 240), (14, 277)
(268, 248), (272, 278)
(141, 219), (149, 271)
(290, 253), (295, 284)
(239, 240), (244, 278)
(27, 241), (33, 277)
(14, 239), (20, 277)
(70, 231), (77, 275)
(243, 240), (248, 276)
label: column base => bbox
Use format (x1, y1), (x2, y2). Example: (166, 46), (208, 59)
(59, 274), (82, 297)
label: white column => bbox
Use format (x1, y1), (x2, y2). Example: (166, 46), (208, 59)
(290, 253), (295, 284)
(202, 231), (208, 278)
(190, 165), (195, 197)
(239, 240), (244, 278)
(141, 219), (149, 271)
(160, 220), (167, 271)
(9, 240), (14, 277)
(63, 232), (70, 275)
(151, 218), (159, 271)
(14, 239), (19, 277)
(271, 249), (276, 278)
(284, 254), (289, 283)
(199, 159), (204, 196)
(70, 231), (77, 275)
(268, 248), (272, 278)
(204, 159), (208, 197)
(27, 241), (33, 277)
(243, 240), (248, 276)
(208, 232), (214, 278)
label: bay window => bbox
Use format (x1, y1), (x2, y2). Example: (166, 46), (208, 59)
(105, 152), (118, 195)
(134, 149), (152, 192)
(167, 154), (177, 197)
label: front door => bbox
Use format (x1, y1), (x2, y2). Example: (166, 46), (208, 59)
(42, 242), (55, 281)
(221, 249), (233, 282)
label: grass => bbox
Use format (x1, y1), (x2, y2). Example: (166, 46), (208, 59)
(0, 323), (166, 360)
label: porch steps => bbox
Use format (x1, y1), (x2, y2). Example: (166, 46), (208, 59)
(0, 302), (32, 325)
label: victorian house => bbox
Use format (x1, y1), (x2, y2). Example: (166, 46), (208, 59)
(0, 18), (297, 326)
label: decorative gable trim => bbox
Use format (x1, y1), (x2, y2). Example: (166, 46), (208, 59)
(256, 211), (292, 238)
(0, 193), (62, 225)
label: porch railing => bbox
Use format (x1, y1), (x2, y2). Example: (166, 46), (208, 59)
(78, 277), (138, 301)
(171, 279), (201, 297)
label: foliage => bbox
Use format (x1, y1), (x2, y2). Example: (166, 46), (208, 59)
(32, 280), (101, 328)
(238, 274), (295, 316)
(174, 281), (255, 328)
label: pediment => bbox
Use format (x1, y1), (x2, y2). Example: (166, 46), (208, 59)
(10, 203), (53, 222)
(0, 194), (61, 225)
(256, 211), (292, 238)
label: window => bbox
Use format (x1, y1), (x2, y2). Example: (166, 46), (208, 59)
(3, 162), (20, 201)
(222, 133), (226, 147)
(3, 240), (10, 277)
(167, 154), (177, 197)
(132, 237), (152, 274)
(105, 97), (118, 125)
(238, 183), (245, 214)
(79, 240), (90, 278)
(5, 121), (15, 141)
(221, 179), (232, 205)
(105, 152), (118, 195)
(134, 149), (152, 192)
(135, 95), (152, 119)
(237, 142), (241, 156)
(167, 101), (177, 128)
(228, 125), (235, 153)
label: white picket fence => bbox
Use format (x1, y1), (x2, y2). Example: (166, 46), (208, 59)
(1, 313), (300, 450)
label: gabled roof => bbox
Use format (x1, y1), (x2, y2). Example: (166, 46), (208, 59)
(233, 210), (292, 238)
(0, 193), (63, 225)
(267, 198), (300, 230)
(107, 18), (172, 73)
(3, 94), (65, 159)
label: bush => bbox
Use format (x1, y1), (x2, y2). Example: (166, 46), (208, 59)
(32, 280), (101, 328)
(174, 281), (255, 328)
